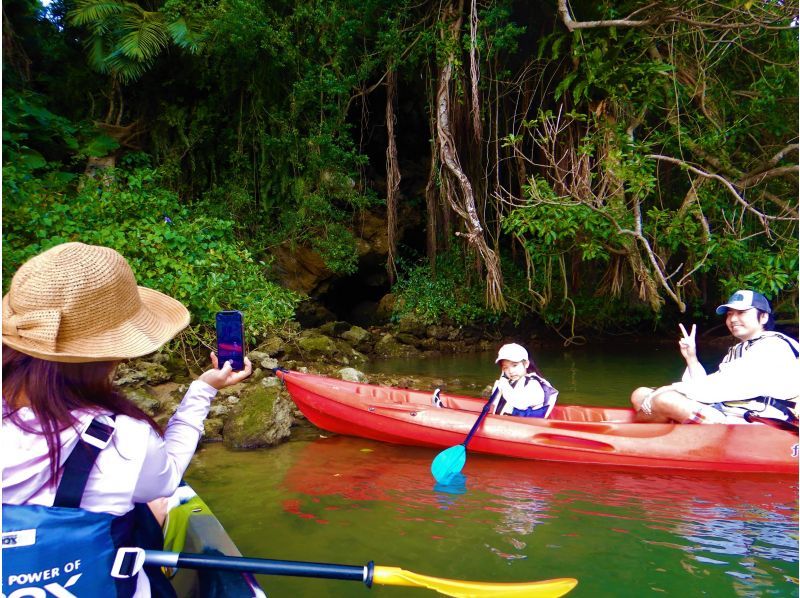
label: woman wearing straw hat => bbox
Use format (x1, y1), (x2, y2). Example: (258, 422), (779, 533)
(2, 242), (252, 596)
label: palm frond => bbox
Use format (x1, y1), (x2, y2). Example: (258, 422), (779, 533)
(69, 0), (204, 82)
(166, 17), (205, 54)
(105, 50), (154, 83)
(117, 13), (169, 61)
(68, 0), (125, 27)
(86, 36), (111, 73)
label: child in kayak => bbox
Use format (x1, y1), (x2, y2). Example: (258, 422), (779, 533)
(491, 343), (558, 417)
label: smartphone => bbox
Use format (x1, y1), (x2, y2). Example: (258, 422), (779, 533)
(215, 310), (245, 371)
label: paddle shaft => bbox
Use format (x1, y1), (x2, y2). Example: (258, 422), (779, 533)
(135, 549), (578, 597)
(743, 411), (799, 433)
(144, 550), (373, 586)
(430, 387), (501, 483)
(462, 386), (500, 447)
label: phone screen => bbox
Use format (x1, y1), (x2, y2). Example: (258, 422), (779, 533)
(215, 311), (245, 371)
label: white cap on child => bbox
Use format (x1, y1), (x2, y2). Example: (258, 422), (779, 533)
(495, 343), (529, 363)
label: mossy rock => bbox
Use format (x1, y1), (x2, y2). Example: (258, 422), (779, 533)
(115, 361), (172, 387)
(397, 314), (428, 336)
(332, 339), (368, 365)
(122, 387), (161, 417)
(261, 376), (282, 388)
(255, 336), (285, 357)
(222, 385), (293, 449)
(217, 382), (247, 399)
(341, 325), (372, 347)
(297, 332), (337, 356)
(338, 367), (368, 383)
(374, 333), (420, 357)
(318, 321), (350, 336)
(203, 417), (224, 441)
(376, 293), (396, 320)
(394, 332), (420, 347)
(249, 351), (279, 370)
(426, 324), (455, 340)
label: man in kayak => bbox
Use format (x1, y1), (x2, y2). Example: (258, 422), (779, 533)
(631, 290), (799, 424)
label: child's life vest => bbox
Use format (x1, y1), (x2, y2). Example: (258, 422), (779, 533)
(2, 416), (139, 598)
(491, 373), (559, 418)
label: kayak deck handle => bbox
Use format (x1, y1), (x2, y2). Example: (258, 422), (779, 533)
(531, 433), (616, 452)
(545, 420), (677, 439)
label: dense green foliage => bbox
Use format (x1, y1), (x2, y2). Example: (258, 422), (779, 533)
(3, 0), (797, 339)
(3, 164), (299, 340)
(392, 251), (525, 327)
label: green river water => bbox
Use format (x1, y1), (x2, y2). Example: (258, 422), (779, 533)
(184, 346), (799, 597)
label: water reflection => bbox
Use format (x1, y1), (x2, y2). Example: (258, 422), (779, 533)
(188, 344), (796, 596)
(433, 473), (467, 495)
(277, 435), (797, 595)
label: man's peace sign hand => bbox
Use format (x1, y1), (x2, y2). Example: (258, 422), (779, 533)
(678, 323), (697, 361)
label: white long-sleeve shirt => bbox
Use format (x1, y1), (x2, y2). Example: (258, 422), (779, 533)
(2, 379), (217, 596)
(672, 332), (799, 407)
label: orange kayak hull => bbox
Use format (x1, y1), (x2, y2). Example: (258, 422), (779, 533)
(276, 370), (798, 474)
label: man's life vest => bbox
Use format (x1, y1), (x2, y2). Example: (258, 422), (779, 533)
(1, 416), (139, 598)
(718, 331), (800, 422)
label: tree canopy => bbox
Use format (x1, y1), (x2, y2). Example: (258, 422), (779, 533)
(4, 0), (798, 339)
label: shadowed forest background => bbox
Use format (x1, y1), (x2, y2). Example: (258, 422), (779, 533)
(3, 0), (798, 347)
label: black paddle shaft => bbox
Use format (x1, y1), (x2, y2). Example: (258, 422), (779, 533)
(743, 411), (799, 434)
(175, 553), (375, 587)
(462, 388), (500, 447)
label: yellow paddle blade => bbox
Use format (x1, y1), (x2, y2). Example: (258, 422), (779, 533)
(373, 566), (578, 598)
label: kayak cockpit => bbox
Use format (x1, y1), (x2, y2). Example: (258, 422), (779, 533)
(550, 404), (636, 423)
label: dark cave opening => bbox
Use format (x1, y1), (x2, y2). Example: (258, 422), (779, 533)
(322, 264), (390, 326)
(296, 256), (390, 328)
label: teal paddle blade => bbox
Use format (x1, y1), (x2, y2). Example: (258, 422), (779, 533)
(434, 473), (466, 495)
(431, 444), (466, 484)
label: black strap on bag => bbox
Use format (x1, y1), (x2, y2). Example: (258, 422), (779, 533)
(52, 415), (177, 597)
(53, 416), (116, 508)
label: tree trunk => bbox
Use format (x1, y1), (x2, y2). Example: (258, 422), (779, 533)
(385, 69), (401, 284)
(435, 0), (505, 310)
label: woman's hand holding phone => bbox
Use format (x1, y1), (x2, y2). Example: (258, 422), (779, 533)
(199, 352), (253, 390)
(215, 310), (246, 371)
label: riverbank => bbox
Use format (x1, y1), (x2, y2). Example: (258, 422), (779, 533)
(117, 318), (747, 450)
(119, 317), (527, 449)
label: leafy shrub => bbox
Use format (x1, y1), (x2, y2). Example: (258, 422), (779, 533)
(2, 167), (300, 343)
(391, 250), (522, 326)
(3, 88), (119, 168)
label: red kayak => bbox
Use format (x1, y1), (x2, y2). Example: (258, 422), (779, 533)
(276, 369), (798, 474)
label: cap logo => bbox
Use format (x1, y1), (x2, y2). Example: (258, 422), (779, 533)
(731, 293), (744, 302)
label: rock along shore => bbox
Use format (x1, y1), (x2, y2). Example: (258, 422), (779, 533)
(117, 318), (502, 449)
(119, 317), (746, 449)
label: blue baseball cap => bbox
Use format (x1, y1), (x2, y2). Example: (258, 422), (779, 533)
(715, 290), (771, 315)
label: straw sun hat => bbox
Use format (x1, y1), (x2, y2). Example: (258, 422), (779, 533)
(2, 242), (190, 362)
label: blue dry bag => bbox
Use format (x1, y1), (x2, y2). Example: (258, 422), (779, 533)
(2, 416), (138, 598)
